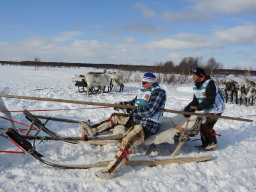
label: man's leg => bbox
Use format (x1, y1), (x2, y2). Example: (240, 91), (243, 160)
(79, 113), (131, 136)
(195, 126), (208, 150)
(204, 128), (218, 150)
(95, 124), (145, 179)
(196, 117), (218, 150)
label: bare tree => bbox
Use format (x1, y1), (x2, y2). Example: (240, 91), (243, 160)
(177, 57), (201, 75)
(34, 57), (41, 62)
(205, 58), (223, 76)
(205, 58), (222, 69)
(156, 60), (175, 74)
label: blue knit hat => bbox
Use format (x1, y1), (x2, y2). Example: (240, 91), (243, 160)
(142, 73), (157, 83)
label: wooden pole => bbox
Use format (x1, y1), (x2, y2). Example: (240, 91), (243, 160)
(0, 94), (253, 122)
(32, 115), (80, 123)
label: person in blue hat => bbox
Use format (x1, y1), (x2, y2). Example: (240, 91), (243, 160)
(80, 72), (166, 179)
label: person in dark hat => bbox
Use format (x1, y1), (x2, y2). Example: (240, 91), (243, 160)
(184, 67), (225, 151)
(80, 72), (166, 179)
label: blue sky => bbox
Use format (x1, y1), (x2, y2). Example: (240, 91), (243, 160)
(0, 0), (256, 69)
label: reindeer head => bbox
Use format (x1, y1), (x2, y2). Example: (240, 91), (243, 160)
(250, 87), (256, 95)
(225, 82), (235, 91)
(249, 81), (256, 87)
(246, 87), (256, 98)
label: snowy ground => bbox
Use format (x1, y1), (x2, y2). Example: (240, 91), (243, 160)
(0, 65), (256, 192)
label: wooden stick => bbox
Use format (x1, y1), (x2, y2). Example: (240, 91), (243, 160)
(33, 115), (80, 123)
(21, 134), (123, 141)
(0, 94), (253, 122)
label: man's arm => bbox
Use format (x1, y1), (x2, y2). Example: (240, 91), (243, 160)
(121, 97), (137, 106)
(185, 95), (199, 110)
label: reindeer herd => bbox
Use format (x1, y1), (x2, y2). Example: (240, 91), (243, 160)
(73, 71), (124, 96)
(224, 79), (256, 106)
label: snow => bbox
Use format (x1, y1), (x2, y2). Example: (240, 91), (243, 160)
(0, 65), (256, 192)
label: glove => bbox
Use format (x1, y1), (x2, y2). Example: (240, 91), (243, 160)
(183, 106), (195, 118)
(126, 105), (133, 114)
(114, 102), (123, 111)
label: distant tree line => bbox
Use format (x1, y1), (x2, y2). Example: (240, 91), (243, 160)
(0, 56), (255, 76)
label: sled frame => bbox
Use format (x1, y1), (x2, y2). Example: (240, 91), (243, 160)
(22, 111), (203, 157)
(23, 110), (78, 144)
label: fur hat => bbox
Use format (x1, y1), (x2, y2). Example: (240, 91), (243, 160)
(142, 73), (157, 83)
(191, 67), (206, 77)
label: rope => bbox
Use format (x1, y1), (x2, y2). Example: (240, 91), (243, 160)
(0, 116), (37, 131)
(120, 148), (132, 162)
(108, 118), (115, 126)
(0, 106), (109, 113)
(209, 129), (222, 137)
(0, 138), (25, 154)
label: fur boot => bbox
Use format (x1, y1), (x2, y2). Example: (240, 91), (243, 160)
(95, 124), (145, 179)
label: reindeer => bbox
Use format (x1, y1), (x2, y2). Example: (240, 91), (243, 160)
(74, 75), (87, 92)
(238, 79), (255, 105)
(224, 79), (238, 104)
(105, 72), (124, 92)
(112, 78), (124, 92)
(246, 83), (256, 106)
(237, 80), (249, 105)
(84, 72), (113, 96)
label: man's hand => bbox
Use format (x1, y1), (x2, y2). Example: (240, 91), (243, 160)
(183, 106), (196, 117)
(113, 102), (122, 111)
(190, 106), (197, 110)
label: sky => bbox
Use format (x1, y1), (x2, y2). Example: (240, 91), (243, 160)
(0, 0), (256, 69)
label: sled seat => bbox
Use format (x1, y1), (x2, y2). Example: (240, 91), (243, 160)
(143, 112), (205, 156)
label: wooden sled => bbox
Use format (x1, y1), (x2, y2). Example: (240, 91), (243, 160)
(6, 128), (212, 169)
(22, 110), (205, 157)
(4, 111), (210, 169)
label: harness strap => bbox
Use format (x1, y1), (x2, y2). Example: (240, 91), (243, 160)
(206, 129), (222, 137)
(108, 117), (115, 125)
(120, 148), (132, 162)
(81, 132), (85, 141)
(175, 118), (190, 131)
(175, 126), (183, 131)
